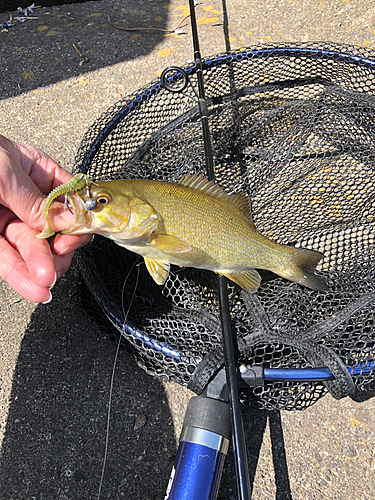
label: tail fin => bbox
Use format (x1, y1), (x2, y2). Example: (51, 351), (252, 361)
(279, 247), (328, 292)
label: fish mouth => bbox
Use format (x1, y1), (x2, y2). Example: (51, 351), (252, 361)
(60, 192), (92, 235)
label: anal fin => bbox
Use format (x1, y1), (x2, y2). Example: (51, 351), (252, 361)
(144, 257), (170, 285)
(216, 269), (261, 293)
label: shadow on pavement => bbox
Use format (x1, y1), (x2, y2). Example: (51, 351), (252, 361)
(219, 408), (293, 500)
(0, 258), (294, 500)
(1, 0), (173, 99)
(0, 262), (176, 499)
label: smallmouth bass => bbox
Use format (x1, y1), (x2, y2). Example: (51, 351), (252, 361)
(38, 173), (328, 293)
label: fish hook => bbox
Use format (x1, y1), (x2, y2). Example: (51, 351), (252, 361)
(64, 173), (86, 214)
(64, 174), (98, 213)
(84, 176), (97, 211)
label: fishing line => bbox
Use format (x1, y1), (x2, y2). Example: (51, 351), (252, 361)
(97, 257), (141, 500)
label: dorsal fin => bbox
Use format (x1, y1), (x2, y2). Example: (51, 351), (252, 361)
(228, 192), (253, 221)
(179, 173), (252, 220)
(178, 173), (227, 197)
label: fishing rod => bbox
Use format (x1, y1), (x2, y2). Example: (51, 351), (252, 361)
(187, 1), (251, 499)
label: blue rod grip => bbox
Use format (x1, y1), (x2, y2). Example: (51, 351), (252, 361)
(165, 428), (229, 500)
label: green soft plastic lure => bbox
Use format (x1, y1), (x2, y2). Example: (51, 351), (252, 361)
(37, 173), (90, 239)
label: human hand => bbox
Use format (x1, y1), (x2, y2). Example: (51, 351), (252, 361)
(0, 135), (92, 303)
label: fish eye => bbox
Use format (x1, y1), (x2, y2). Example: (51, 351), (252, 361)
(96, 194), (111, 205)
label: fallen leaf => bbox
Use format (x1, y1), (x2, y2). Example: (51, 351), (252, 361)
(133, 414), (147, 431)
(21, 71), (34, 80)
(157, 47), (171, 57)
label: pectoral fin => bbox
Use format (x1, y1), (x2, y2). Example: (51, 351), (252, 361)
(217, 269), (261, 293)
(149, 234), (192, 254)
(144, 257), (170, 285)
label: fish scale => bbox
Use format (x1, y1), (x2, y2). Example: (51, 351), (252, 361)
(130, 179), (285, 269)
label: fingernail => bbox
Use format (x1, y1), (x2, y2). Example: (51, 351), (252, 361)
(41, 291), (52, 304)
(60, 210), (75, 222)
(57, 245), (72, 256)
(48, 272), (57, 289)
(57, 241), (85, 256)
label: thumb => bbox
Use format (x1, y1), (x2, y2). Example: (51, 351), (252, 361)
(44, 200), (78, 233)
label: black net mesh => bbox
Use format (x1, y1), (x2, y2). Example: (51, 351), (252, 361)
(74, 42), (375, 410)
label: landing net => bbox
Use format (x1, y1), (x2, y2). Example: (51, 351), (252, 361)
(74, 42), (375, 410)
